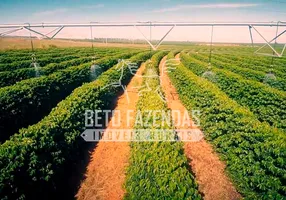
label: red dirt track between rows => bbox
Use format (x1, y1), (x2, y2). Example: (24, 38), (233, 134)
(159, 55), (241, 200)
(76, 63), (146, 200)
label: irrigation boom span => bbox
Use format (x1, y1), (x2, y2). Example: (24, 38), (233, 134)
(0, 21), (286, 28)
(0, 21), (285, 56)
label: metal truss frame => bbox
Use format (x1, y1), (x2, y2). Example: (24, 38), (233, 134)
(0, 21), (286, 56)
(250, 25), (286, 57)
(0, 27), (23, 37)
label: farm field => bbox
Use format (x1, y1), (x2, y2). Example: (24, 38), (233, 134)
(0, 37), (152, 50)
(0, 43), (285, 200)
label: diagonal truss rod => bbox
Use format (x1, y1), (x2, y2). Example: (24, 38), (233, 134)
(250, 25), (283, 57)
(281, 43), (286, 56)
(0, 27), (23, 37)
(50, 26), (64, 39)
(134, 25), (175, 50)
(253, 28), (286, 57)
(43, 26), (64, 39)
(134, 25), (156, 50)
(1, 26), (64, 39)
(0, 21), (286, 56)
(155, 25), (175, 49)
(44, 27), (60, 37)
(23, 26), (51, 39)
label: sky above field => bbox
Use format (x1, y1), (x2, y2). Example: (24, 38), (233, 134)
(0, 0), (286, 43)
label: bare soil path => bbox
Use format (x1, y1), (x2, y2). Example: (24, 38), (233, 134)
(160, 55), (241, 200)
(76, 63), (146, 200)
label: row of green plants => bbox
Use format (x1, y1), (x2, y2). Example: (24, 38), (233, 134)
(0, 47), (130, 64)
(181, 53), (286, 132)
(0, 46), (93, 58)
(0, 49), (135, 87)
(0, 47), (140, 60)
(0, 50), (85, 64)
(0, 56), (92, 87)
(185, 47), (256, 57)
(0, 48), (137, 72)
(241, 55), (286, 70)
(192, 53), (286, 92)
(219, 54), (285, 76)
(0, 48), (125, 71)
(0, 51), (153, 200)
(218, 53), (286, 76)
(0, 51), (139, 143)
(167, 52), (286, 199)
(213, 53), (286, 80)
(125, 51), (202, 200)
(184, 47), (286, 67)
(0, 55), (81, 72)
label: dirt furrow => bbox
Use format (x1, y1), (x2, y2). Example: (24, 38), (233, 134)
(76, 63), (146, 200)
(160, 55), (241, 200)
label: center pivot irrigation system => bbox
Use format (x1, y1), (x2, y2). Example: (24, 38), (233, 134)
(0, 21), (286, 57)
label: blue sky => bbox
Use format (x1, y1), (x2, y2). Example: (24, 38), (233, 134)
(0, 0), (285, 42)
(1, 0), (286, 23)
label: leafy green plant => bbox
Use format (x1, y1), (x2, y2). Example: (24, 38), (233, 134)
(0, 49), (135, 87)
(216, 53), (286, 79)
(193, 53), (286, 91)
(181, 53), (286, 132)
(0, 55), (81, 72)
(0, 51), (139, 142)
(167, 52), (286, 199)
(0, 51), (152, 200)
(125, 51), (201, 200)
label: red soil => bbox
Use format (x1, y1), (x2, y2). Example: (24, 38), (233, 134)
(160, 55), (241, 200)
(76, 63), (146, 200)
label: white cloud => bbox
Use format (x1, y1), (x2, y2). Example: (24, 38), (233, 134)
(33, 8), (69, 16)
(33, 4), (104, 16)
(80, 4), (105, 9)
(152, 3), (260, 13)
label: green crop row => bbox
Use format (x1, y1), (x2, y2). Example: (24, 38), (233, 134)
(124, 51), (201, 200)
(217, 55), (286, 78)
(0, 47), (128, 64)
(0, 48), (95, 63)
(0, 49), (135, 88)
(244, 55), (286, 71)
(0, 55), (82, 72)
(0, 47), (141, 61)
(167, 52), (286, 199)
(0, 51), (79, 64)
(192, 53), (286, 92)
(217, 54), (286, 78)
(213, 53), (286, 84)
(0, 48), (119, 71)
(181, 53), (286, 132)
(0, 51), (152, 200)
(0, 48), (136, 72)
(208, 46), (286, 65)
(0, 51), (140, 143)
(0, 46), (92, 58)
